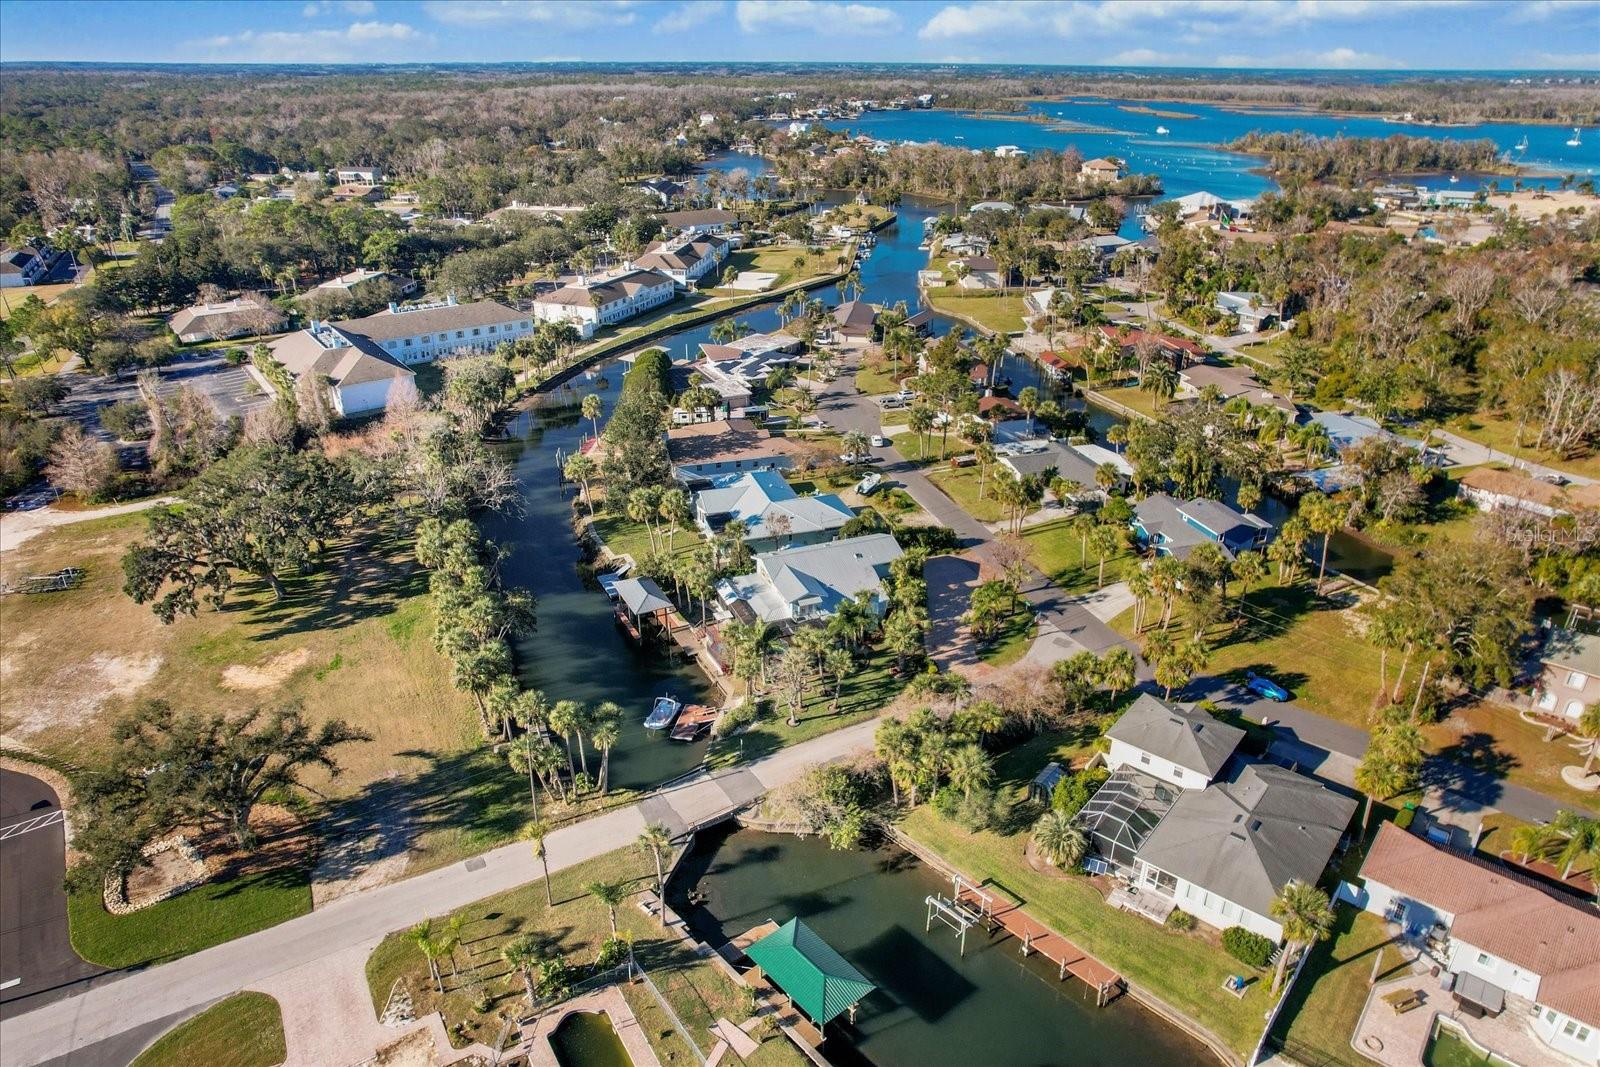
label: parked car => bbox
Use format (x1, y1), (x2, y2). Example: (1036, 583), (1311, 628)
(1244, 671), (1289, 701)
(841, 451), (876, 465)
(870, 435), (888, 447)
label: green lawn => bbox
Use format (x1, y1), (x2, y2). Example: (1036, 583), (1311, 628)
(900, 803), (1270, 1060)
(590, 513), (696, 565)
(979, 611), (1036, 668)
(130, 992), (286, 1067)
(894, 431), (974, 465)
(364, 845), (804, 1064)
(855, 360), (909, 397)
(718, 643), (906, 767)
(708, 245), (843, 294)
(69, 861), (313, 969)
(925, 465), (1006, 523)
(924, 290), (1028, 334)
(1023, 518), (1142, 597)
(1267, 908), (1403, 1067)
(1087, 385), (1163, 423)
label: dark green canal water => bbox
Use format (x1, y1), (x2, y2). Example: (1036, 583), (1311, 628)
(671, 825), (1218, 1067)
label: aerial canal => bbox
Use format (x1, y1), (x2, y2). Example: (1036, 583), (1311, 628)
(671, 824), (1217, 1067)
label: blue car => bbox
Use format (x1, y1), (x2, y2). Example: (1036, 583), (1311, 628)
(1245, 672), (1290, 701)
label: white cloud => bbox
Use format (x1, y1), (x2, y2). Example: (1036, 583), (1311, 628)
(423, 1), (639, 27)
(302, 0), (377, 16)
(735, 0), (898, 34)
(1520, 50), (1600, 69)
(1505, 0), (1600, 23)
(195, 21), (421, 62)
(920, 0), (1464, 40)
(656, 1), (725, 32)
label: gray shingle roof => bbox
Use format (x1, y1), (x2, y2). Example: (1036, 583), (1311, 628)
(1135, 764), (1357, 919)
(1105, 693), (1243, 779)
(1179, 497), (1272, 540)
(338, 300), (525, 341)
(1543, 628), (1600, 677)
(1000, 442), (1098, 486)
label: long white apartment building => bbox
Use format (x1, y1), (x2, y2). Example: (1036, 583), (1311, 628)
(533, 268), (677, 339)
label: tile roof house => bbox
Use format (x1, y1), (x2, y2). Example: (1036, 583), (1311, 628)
(667, 418), (811, 484)
(167, 295), (287, 343)
(716, 533), (903, 626)
(1133, 493), (1273, 560)
(1080, 157), (1125, 182)
(1533, 627), (1600, 723)
(1342, 822), (1600, 1062)
(1081, 692), (1356, 942)
(1097, 325), (1206, 369)
(693, 470), (853, 551)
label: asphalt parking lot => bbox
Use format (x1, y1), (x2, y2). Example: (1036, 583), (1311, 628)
(61, 352), (273, 440)
(0, 769), (103, 1016)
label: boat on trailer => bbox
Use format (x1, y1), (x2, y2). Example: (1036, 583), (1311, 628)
(645, 695), (682, 730)
(669, 704), (718, 742)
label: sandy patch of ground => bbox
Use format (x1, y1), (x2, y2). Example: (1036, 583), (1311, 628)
(312, 778), (413, 908)
(1485, 188), (1599, 220)
(0, 629), (39, 681)
(221, 647), (314, 691)
(5, 651), (163, 738)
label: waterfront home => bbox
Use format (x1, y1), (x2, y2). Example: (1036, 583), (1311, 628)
(667, 418), (806, 485)
(1097, 325), (1206, 369)
(314, 267), (419, 298)
(1080, 157), (1125, 182)
(967, 200), (1015, 215)
(1078, 233), (1133, 269)
(1080, 694), (1356, 941)
(938, 232), (990, 257)
(831, 300), (878, 340)
(0, 244), (58, 288)
(637, 177), (690, 205)
(1532, 627), (1600, 723)
(693, 470), (853, 552)
(334, 295), (533, 364)
(265, 321), (415, 417)
(1340, 821), (1600, 1065)
(1176, 362), (1298, 418)
(661, 208), (738, 236)
(533, 269), (677, 339)
(1024, 287), (1061, 319)
(167, 294), (286, 343)
(633, 234), (731, 289)
(335, 165), (384, 184)
(1163, 191), (1255, 230)
(1213, 291), (1280, 333)
(1457, 468), (1600, 519)
(998, 440), (1125, 496)
(1132, 493), (1273, 560)
(716, 533), (903, 626)
(953, 256), (1004, 289)
(691, 332), (804, 409)
(994, 145), (1027, 158)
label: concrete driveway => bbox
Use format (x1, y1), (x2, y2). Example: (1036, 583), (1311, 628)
(0, 770), (103, 1016)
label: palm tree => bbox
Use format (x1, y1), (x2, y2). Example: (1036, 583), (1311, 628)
(592, 721), (620, 794)
(1269, 882), (1335, 994)
(1572, 705), (1600, 775)
(1298, 492), (1344, 595)
(1230, 550), (1267, 604)
(948, 744), (994, 801)
(637, 824), (673, 922)
(586, 879), (629, 936)
(1017, 386), (1040, 430)
(406, 919), (447, 993)
(1507, 821), (1552, 866)
(1089, 523), (1123, 590)
(502, 933), (543, 1006)
(525, 820), (554, 905)
(1154, 654), (1191, 700)
(1032, 811), (1088, 869)
(1141, 360), (1178, 407)
(1127, 565), (1154, 634)
(1097, 647), (1137, 706)
(507, 733), (547, 820)
(1550, 811), (1600, 880)
(581, 393), (603, 439)
(548, 699), (584, 785)
(1353, 750), (1412, 833)
(563, 453), (598, 517)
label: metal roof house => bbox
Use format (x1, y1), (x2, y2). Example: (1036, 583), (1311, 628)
(1132, 493), (1273, 560)
(692, 470), (853, 552)
(716, 533), (902, 626)
(745, 918), (877, 1026)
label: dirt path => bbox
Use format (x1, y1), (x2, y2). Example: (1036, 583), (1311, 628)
(0, 496), (176, 555)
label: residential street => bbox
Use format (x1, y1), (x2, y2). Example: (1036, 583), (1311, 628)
(0, 716), (882, 1067)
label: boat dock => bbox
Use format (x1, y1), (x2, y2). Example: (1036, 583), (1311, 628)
(944, 875), (1124, 1006)
(669, 704), (717, 742)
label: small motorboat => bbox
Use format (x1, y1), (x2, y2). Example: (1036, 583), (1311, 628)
(1155, 125), (1170, 135)
(669, 704), (717, 742)
(1567, 127), (1583, 147)
(645, 695), (682, 730)
(1448, 175), (1459, 183)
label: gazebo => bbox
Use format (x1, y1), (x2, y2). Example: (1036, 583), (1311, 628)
(1030, 762), (1065, 803)
(612, 577), (673, 640)
(745, 918), (876, 1027)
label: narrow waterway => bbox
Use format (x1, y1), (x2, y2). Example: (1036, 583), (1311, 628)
(672, 825), (1217, 1067)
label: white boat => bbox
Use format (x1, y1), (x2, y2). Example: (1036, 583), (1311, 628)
(1567, 127), (1582, 147)
(1516, 135), (1530, 152)
(645, 695), (682, 730)
(1155, 125), (1170, 135)
(1448, 175), (1459, 183)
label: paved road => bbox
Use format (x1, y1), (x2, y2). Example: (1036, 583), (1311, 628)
(1425, 428), (1595, 487)
(0, 716), (882, 1067)
(0, 771), (103, 1016)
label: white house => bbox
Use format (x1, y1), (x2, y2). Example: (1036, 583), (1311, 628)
(314, 267), (419, 297)
(717, 533), (902, 626)
(533, 269), (677, 340)
(1080, 694), (1356, 942)
(335, 165), (384, 184)
(0, 245), (57, 288)
(1213, 291), (1280, 333)
(661, 209), (738, 237)
(266, 322), (415, 417)
(632, 234), (730, 289)
(1457, 468), (1600, 519)
(338, 296), (533, 365)
(692, 470), (853, 552)
(994, 145), (1027, 158)
(1342, 822), (1600, 1065)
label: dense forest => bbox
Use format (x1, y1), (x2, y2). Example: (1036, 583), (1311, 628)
(1226, 132), (1510, 183)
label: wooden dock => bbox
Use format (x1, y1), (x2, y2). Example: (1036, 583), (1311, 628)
(669, 704), (717, 742)
(952, 880), (1124, 1006)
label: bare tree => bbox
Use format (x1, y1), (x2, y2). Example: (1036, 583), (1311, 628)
(45, 424), (118, 499)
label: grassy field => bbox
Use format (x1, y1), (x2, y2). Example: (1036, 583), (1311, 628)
(708, 245), (843, 295)
(925, 465), (1006, 523)
(894, 431), (974, 465)
(364, 845), (804, 1064)
(901, 799), (1269, 1060)
(854, 359), (908, 397)
(590, 512), (696, 565)
(718, 643), (906, 767)
(979, 611), (1036, 668)
(923, 290), (1029, 334)
(130, 992), (286, 1067)
(1023, 517), (1141, 597)
(1088, 385), (1164, 422)
(1444, 411), (1600, 482)
(1267, 908), (1402, 1067)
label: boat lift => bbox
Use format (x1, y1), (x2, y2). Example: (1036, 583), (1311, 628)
(924, 893), (979, 956)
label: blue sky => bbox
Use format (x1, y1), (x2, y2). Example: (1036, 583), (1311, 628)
(1, 0), (1596, 69)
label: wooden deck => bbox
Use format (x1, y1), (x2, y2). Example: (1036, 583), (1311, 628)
(953, 881), (1124, 1006)
(669, 704), (718, 742)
